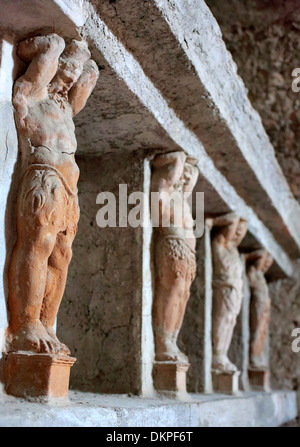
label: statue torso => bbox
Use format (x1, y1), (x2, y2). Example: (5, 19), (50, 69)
(248, 268), (269, 302)
(16, 96), (79, 191)
(212, 240), (243, 294)
(158, 185), (195, 251)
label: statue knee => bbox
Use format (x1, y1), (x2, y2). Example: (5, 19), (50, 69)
(55, 244), (73, 266)
(265, 298), (271, 312)
(63, 246), (73, 265)
(41, 235), (57, 257)
(25, 233), (56, 258)
(224, 312), (237, 328)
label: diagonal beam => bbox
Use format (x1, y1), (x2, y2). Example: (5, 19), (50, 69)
(80, 4), (294, 277)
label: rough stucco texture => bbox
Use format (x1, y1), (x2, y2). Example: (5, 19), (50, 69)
(57, 153), (145, 394)
(0, 100), (19, 354)
(268, 263), (300, 426)
(206, 0), (300, 202)
(179, 236), (206, 393)
(268, 264), (300, 393)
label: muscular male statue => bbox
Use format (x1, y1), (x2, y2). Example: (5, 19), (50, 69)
(6, 34), (99, 355)
(246, 249), (273, 369)
(210, 213), (248, 373)
(151, 151), (199, 363)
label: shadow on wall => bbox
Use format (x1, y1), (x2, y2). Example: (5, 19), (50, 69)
(57, 153), (146, 394)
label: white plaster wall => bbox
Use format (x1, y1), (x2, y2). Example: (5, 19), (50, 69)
(141, 158), (155, 397)
(203, 224), (213, 393)
(0, 38), (19, 352)
(241, 260), (251, 391)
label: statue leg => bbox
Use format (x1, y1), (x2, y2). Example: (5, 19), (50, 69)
(171, 259), (196, 361)
(153, 273), (187, 361)
(212, 287), (242, 373)
(7, 220), (59, 353)
(153, 240), (193, 362)
(6, 169), (70, 354)
(40, 220), (78, 355)
(250, 295), (270, 368)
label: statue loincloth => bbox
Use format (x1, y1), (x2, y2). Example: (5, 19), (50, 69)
(155, 235), (196, 282)
(18, 163), (79, 232)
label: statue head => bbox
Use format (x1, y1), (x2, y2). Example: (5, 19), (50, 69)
(255, 250), (273, 273)
(49, 40), (91, 96)
(233, 218), (248, 247)
(247, 249), (273, 273)
(182, 156), (199, 195)
(262, 252), (274, 273)
(212, 212), (240, 244)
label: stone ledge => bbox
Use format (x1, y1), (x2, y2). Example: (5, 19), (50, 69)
(0, 389), (296, 427)
(77, 2), (295, 277)
(75, 0), (300, 265)
(0, 0), (85, 39)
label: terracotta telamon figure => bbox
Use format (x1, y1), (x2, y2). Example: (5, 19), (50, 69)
(210, 213), (248, 374)
(246, 249), (273, 370)
(151, 151), (199, 363)
(6, 34), (98, 355)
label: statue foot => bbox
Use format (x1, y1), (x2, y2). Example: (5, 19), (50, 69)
(155, 351), (188, 363)
(155, 329), (189, 363)
(44, 326), (71, 356)
(174, 348), (189, 363)
(212, 354), (237, 374)
(249, 357), (267, 371)
(155, 344), (189, 363)
(6, 322), (62, 355)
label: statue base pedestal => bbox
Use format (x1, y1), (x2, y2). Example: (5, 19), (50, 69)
(3, 352), (76, 400)
(153, 362), (189, 394)
(212, 370), (240, 394)
(248, 369), (270, 391)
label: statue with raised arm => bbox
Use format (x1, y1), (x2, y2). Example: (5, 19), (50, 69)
(6, 34), (99, 355)
(151, 151), (199, 364)
(246, 249), (273, 370)
(210, 213), (248, 374)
